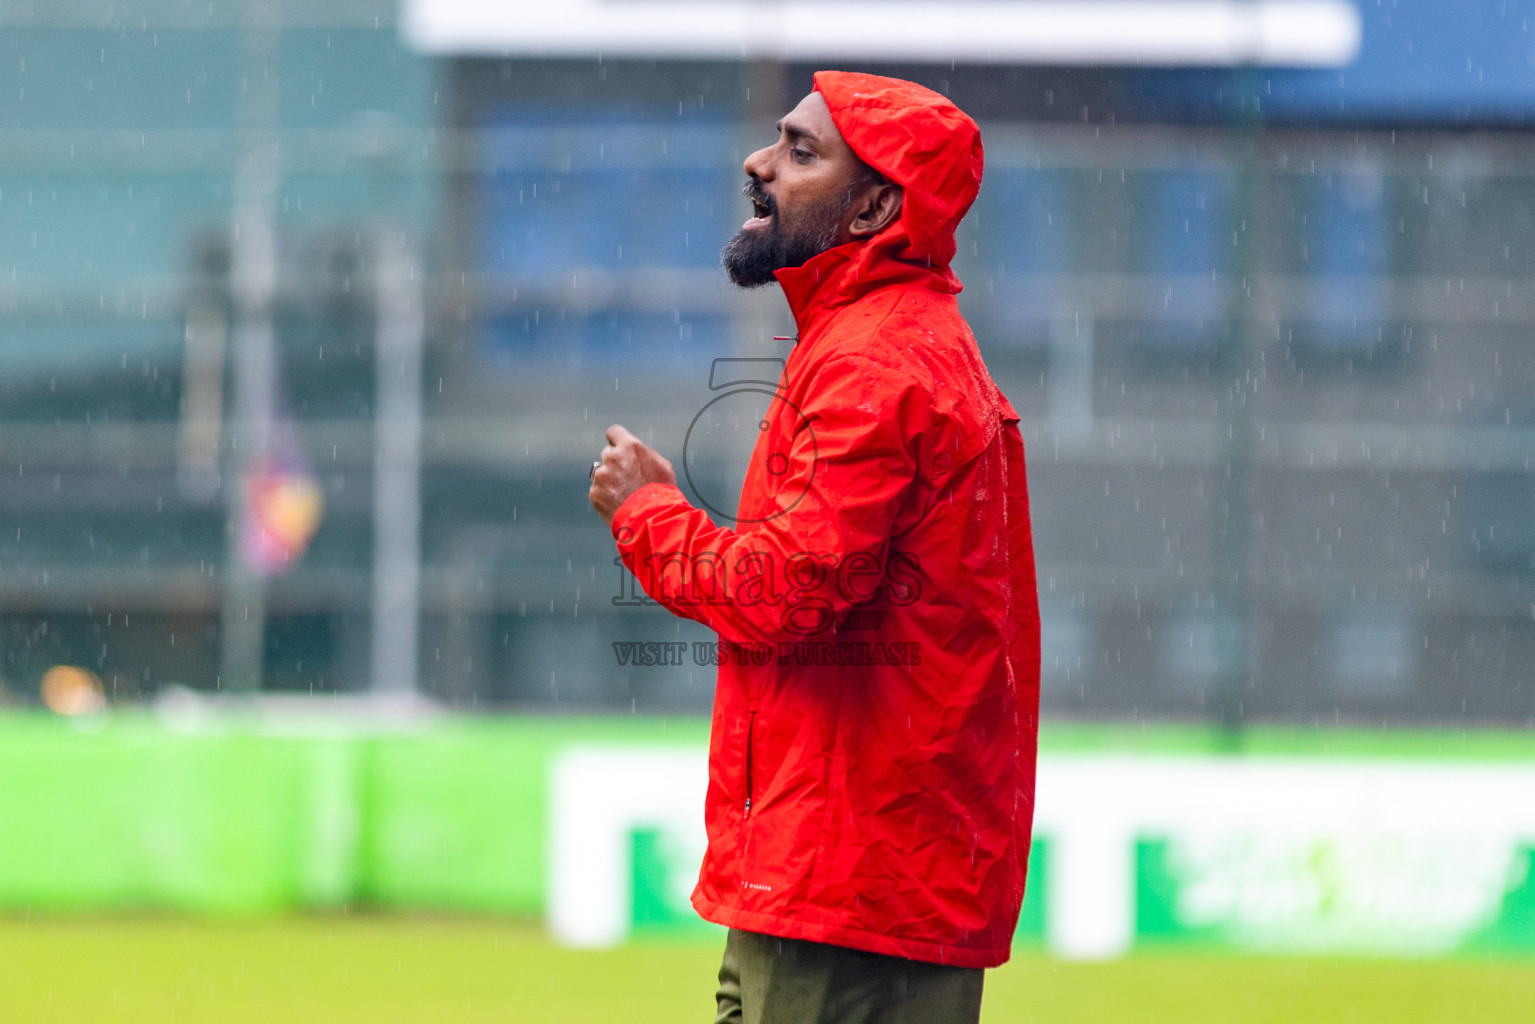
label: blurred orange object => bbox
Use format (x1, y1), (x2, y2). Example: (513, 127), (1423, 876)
(40, 665), (106, 716)
(241, 458), (325, 575)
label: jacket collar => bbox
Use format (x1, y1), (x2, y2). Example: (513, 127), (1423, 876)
(773, 238), (962, 346)
(773, 242), (860, 345)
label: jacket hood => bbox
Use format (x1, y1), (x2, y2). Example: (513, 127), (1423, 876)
(812, 71), (984, 286)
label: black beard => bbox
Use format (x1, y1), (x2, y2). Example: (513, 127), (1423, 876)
(721, 191), (848, 288)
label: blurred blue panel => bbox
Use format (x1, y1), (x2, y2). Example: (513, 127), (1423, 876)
(1466, 473), (1535, 572)
(1131, 2), (1535, 125)
(1464, 421), (1535, 573)
(276, 30), (437, 131)
(962, 167), (1072, 355)
(477, 109), (736, 368)
(0, 318), (181, 378)
(479, 111), (735, 276)
(0, 28), (432, 132)
(0, 29), (238, 131)
(1137, 169), (1230, 358)
(1161, 607), (1243, 696)
(1299, 170), (1394, 362)
(0, 318), (184, 420)
(980, 167), (1074, 278)
(1145, 170), (1228, 278)
(1312, 172), (1389, 282)
(484, 310), (730, 373)
(1262, 0), (1535, 123)
(1329, 607), (1416, 697)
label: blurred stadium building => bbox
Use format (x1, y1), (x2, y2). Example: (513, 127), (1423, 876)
(0, 0), (1531, 731)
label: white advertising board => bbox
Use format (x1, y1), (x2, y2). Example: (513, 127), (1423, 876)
(550, 746), (1535, 959)
(404, 1), (1360, 68)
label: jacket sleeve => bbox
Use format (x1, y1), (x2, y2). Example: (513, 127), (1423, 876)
(611, 355), (926, 645)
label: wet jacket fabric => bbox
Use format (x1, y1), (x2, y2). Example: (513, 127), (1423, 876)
(611, 71), (1041, 969)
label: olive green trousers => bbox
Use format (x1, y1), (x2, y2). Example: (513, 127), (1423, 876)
(713, 928), (984, 1024)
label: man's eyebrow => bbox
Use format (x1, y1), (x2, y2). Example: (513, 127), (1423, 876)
(774, 119), (821, 145)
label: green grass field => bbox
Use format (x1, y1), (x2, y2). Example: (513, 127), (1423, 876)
(1, 917), (1531, 1023)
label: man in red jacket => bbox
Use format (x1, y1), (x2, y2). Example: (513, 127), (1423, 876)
(590, 72), (1040, 1023)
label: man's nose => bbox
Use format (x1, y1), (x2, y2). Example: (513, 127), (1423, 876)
(743, 145), (773, 181)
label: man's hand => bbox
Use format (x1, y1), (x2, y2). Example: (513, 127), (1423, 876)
(589, 424), (677, 527)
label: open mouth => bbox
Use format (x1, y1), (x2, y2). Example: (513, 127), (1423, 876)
(743, 185), (774, 231)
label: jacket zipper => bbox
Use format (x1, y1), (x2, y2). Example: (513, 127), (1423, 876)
(743, 710), (756, 818)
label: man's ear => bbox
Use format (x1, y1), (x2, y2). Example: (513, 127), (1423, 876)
(848, 184), (903, 239)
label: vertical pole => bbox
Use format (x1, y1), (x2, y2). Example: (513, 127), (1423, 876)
(370, 231), (425, 698)
(177, 284), (227, 503)
(1213, 6), (1266, 744)
(220, 0), (282, 695)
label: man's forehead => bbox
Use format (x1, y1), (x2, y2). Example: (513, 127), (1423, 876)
(776, 91), (842, 147)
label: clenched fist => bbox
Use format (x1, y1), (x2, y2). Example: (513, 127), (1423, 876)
(589, 424), (678, 527)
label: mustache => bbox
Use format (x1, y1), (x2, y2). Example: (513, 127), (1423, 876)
(742, 178), (776, 216)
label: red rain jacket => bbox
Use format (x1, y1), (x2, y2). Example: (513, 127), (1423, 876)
(612, 72), (1040, 968)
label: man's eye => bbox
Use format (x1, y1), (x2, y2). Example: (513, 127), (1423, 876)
(791, 148), (812, 162)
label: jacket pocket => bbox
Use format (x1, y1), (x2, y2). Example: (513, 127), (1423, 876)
(743, 710), (756, 818)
